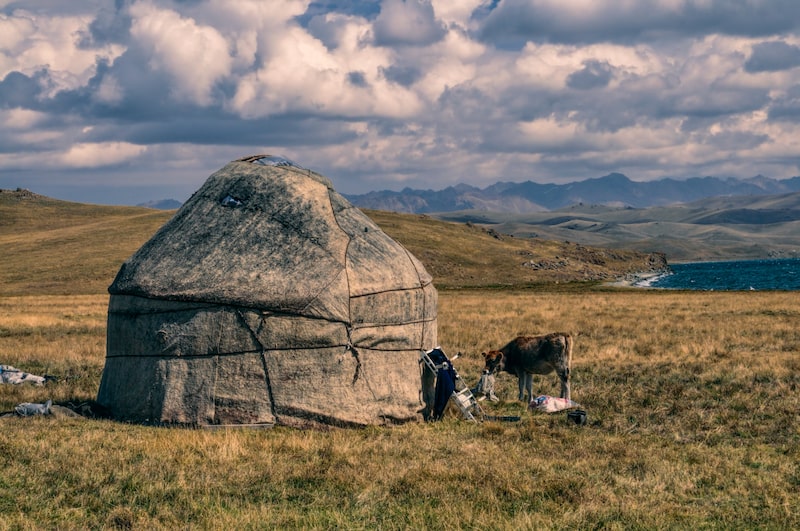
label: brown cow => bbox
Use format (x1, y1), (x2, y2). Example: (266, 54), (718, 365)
(482, 333), (573, 402)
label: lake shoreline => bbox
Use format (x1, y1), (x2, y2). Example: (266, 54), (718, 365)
(621, 257), (800, 291)
(606, 271), (667, 288)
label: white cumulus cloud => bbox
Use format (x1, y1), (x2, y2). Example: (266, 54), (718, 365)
(59, 142), (147, 168)
(3, 0), (800, 204)
(129, 1), (232, 105)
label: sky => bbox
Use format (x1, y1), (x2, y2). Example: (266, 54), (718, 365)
(3, 0), (800, 205)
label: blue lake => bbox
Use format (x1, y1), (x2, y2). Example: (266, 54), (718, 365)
(638, 257), (800, 291)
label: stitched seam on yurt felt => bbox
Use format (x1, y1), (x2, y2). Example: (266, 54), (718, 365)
(107, 304), (226, 316)
(400, 245), (433, 350)
(296, 267), (347, 317)
(235, 310), (277, 420)
(109, 302), (351, 325)
(291, 187), (349, 318)
(348, 285), (432, 300)
(348, 316), (437, 329)
(103, 344), (424, 358)
(395, 244), (431, 350)
(326, 188), (352, 324)
(105, 340), (440, 359)
(315, 189), (367, 388)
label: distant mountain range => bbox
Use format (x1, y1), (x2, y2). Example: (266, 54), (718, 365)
(345, 173), (800, 213)
(432, 190), (800, 262)
(137, 199), (183, 210)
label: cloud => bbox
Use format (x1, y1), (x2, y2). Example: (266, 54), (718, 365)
(129, 1), (232, 105)
(227, 18), (423, 120)
(0, 108), (47, 129)
(3, 0), (800, 204)
(478, 0), (800, 47)
(0, 8), (125, 97)
(0, 9), (37, 52)
(766, 84), (800, 121)
(373, 0), (446, 46)
(566, 59), (615, 90)
(0, 70), (45, 109)
(82, 2), (133, 46)
(58, 141), (147, 168)
(380, 64), (422, 86)
(745, 40), (800, 72)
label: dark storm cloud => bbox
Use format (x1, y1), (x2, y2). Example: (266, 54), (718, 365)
(438, 78), (563, 125)
(80, 0), (133, 47)
(566, 60), (614, 90)
(379, 65), (422, 87)
(75, 51), (180, 121)
(670, 87), (771, 119)
(0, 7), (171, 120)
(766, 84), (800, 120)
(705, 130), (770, 151)
(347, 71), (368, 87)
(304, 15), (344, 50)
(110, 114), (361, 147)
(1, 0), (103, 16)
(745, 41), (800, 72)
(296, 0), (382, 26)
(0, 71), (46, 110)
(478, 0), (800, 46)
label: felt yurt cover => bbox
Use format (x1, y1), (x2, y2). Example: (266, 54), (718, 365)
(97, 155), (437, 428)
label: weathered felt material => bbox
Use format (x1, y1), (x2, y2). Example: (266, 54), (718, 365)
(98, 157), (437, 427)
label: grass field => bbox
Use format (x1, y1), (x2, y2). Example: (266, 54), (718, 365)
(1, 289), (798, 529)
(1, 190), (798, 528)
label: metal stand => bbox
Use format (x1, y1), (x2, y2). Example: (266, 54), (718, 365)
(420, 347), (484, 422)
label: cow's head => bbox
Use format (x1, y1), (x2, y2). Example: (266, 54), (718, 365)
(481, 350), (504, 374)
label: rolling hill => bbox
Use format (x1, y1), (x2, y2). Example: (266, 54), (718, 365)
(0, 189), (667, 296)
(0, 189), (172, 296)
(434, 191), (800, 262)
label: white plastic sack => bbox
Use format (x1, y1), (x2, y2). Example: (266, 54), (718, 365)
(529, 395), (581, 413)
(0, 365), (46, 385)
(15, 399), (52, 417)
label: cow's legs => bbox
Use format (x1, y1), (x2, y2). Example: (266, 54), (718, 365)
(558, 368), (570, 401)
(524, 373), (533, 402)
(517, 371), (533, 402)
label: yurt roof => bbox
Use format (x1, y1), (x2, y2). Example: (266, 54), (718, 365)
(109, 155), (433, 323)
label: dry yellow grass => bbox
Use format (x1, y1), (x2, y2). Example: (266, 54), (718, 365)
(1, 289), (798, 529)
(1, 190), (797, 527)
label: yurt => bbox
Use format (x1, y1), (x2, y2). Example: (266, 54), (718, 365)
(97, 155), (438, 428)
